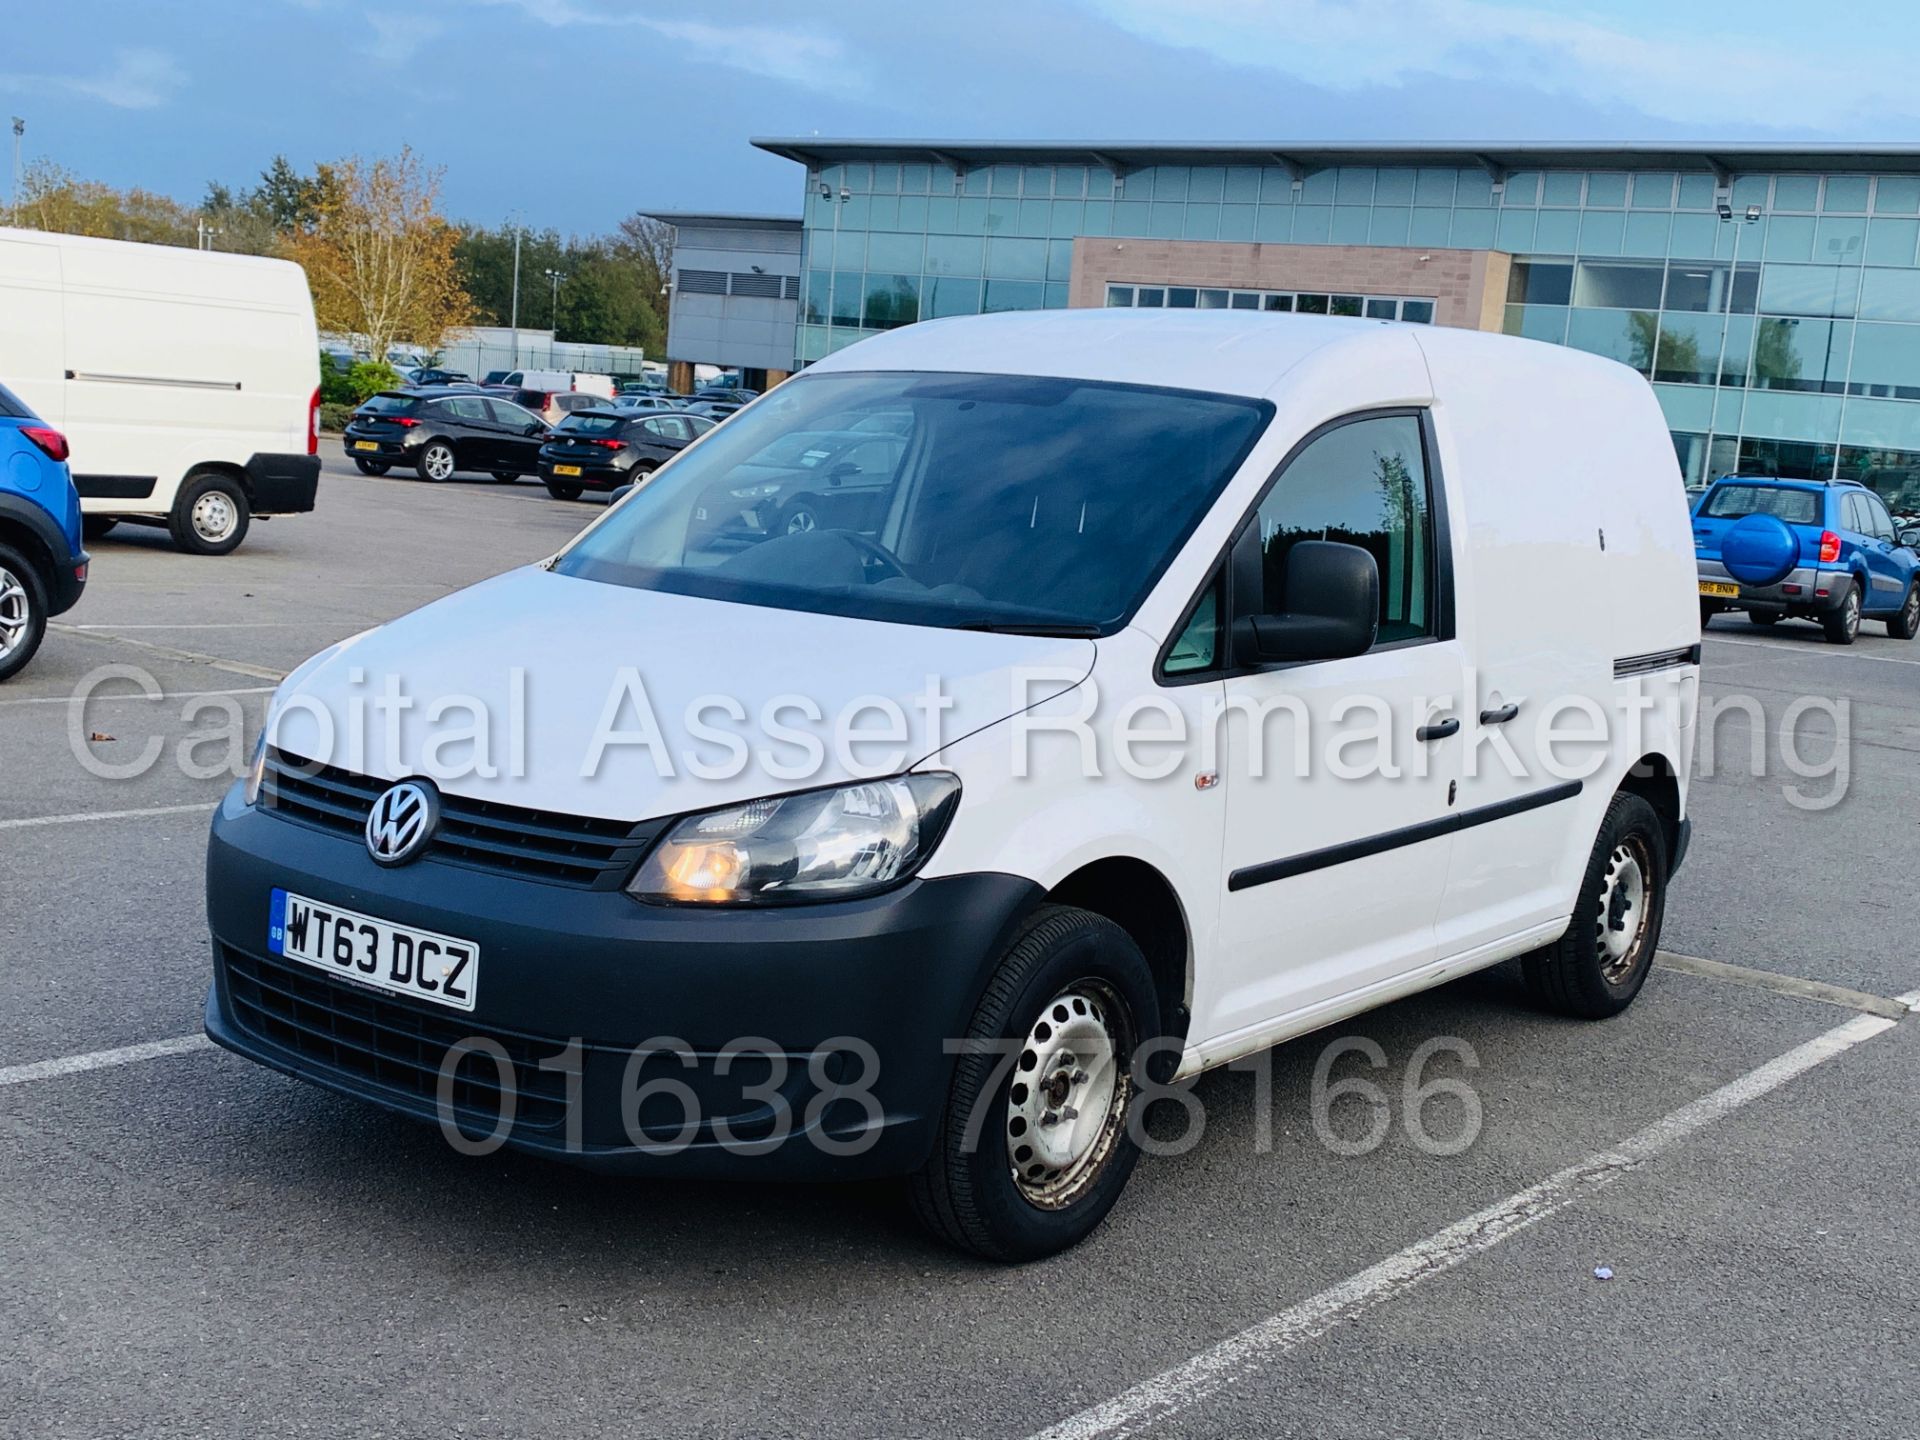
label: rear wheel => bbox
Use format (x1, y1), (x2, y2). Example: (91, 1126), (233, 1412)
(1522, 791), (1669, 1019)
(416, 441), (457, 482)
(1887, 582), (1920, 640)
(491, 471), (521, 483)
(1748, 609), (1781, 627)
(1698, 600), (1717, 630)
(353, 458), (391, 476)
(545, 481), (584, 501)
(1821, 583), (1861, 645)
(168, 472), (250, 556)
(81, 516), (118, 541)
(909, 905), (1156, 1262)
(0, 542), (49, 681)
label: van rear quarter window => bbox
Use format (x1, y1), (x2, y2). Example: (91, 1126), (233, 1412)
(1702, 483), (1820, 524)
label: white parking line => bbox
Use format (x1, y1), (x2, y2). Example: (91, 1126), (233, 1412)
(1028, 1002), (1911, 1440)
(1705, 634), (1920, 666)
(0, 1034), (212, 1088)
(0, 686), (275, 708)
(0, 801), (218, 830)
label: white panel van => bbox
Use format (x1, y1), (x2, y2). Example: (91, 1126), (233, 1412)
(205, 310), (1699, 1260)
(0, 227), (321, 555)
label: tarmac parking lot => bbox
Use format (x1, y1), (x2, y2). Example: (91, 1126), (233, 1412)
(4, 453), (1919, 1438)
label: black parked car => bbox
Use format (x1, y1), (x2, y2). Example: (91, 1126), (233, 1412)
(690, 427), (905, 544)
(343, 388), (550, 482)
(537, 409), (715, 500)
(695, 385), (759, 403)
(682, 398), (745, 422)
(401, 366), (473, 386)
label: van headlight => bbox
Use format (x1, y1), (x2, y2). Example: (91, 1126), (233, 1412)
(628, 774), (960, 906)
(243, 730), (269, 806)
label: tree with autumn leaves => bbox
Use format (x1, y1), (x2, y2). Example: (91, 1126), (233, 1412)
(281, 148), (471, 361)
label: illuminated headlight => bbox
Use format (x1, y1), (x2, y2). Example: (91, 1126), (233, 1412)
(243, 730), (269, 806)
(728, 482), (783, 499)
(628, 774), (961, 906)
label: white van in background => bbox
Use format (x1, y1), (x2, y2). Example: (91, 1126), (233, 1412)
(496, 369), (614, 399)
(0, 227), (321, 555)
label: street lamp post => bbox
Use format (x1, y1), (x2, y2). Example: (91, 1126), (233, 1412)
(544, 268), (567, 339)
(508, 218), (523, 368)
(10, 117), (24, 221)
(1712, 198), (1762, 483)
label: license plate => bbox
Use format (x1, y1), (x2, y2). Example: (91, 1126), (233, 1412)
(353, 440), (379, 452)
(268, 888), (478, 1012)
(1699, 580), (1740, 598)
(553, 464), (582, 476)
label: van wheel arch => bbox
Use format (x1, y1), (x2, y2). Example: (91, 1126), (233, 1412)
(1045, 857), (1191, 1063)
(1619, 754), (1682, 870)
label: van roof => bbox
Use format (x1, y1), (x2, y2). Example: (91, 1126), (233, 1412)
(806, 308), (1634, 400)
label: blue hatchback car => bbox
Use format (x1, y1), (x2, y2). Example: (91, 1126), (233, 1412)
(0, 381), (88, 679)
(1693, 476), (1920, 645)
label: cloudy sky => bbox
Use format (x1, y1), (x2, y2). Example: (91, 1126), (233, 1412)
(5, 0), (1916, 234)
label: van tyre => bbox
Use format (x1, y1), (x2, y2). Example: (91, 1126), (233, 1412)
(353, 458), (390, 475)
(909, 904), (1157, 1262)
(545, 481), (584, 501)
(1821, 582), (1861, 645)
(168, 472), (250, 556)
(1522, 791), (1669, 1020)
(0, 542), (49, 681)
(81, 516), (118, 541)
(416, 441), (457, 482)
(1887, 583), (1920, 640)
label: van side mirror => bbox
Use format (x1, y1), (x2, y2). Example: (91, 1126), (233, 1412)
(1232, 540), (1379, 664)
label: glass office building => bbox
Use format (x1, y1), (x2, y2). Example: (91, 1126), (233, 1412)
(752, 141), (1920, 510)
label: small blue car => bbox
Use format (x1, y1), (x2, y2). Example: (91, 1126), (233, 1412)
(1693, 475), (1920, 645)
(0, 381), (88, 680)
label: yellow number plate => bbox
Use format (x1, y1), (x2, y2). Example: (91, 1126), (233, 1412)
(1699, 580), (1740, 599)
(353, 440), (379, 451)
(553, 464), (582, 477)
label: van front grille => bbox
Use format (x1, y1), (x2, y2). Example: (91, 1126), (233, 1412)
(260, 750), (666, 888)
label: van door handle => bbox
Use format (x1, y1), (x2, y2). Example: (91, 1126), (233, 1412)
(1479, 702), (1520, 725)
(1416, 717), (1460, 742)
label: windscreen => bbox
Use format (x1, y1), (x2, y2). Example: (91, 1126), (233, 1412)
(1702, 484), (1820, 525)
(553, 370), (1270, 634)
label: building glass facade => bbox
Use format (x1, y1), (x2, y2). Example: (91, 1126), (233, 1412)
(762, 144), (1920, 515)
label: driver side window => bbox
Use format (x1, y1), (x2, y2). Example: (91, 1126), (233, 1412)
(1248, 413), (1437, 645)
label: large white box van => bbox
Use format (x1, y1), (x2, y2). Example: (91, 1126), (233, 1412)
(0, 227), (321, 555)
(205, 311), (1700, 1260)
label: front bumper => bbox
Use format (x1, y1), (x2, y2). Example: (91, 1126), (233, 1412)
(203, 786), (1041, 1178)
(1697, 558), (1848, 613)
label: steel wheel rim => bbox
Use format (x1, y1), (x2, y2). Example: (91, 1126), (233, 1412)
(425, 446), (454, 480)
(1595, 837), (1652, 984)
(0, 565), (29, 660)
(1007, 980), (1132, 1210)
(191, 491), (237, 542)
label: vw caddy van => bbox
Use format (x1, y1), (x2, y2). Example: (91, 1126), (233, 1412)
(206, 311), (1700, 1260)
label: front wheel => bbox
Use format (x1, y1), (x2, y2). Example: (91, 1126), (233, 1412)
(168, 472), (250, 556)
(909, 905), (1157, 1262)
(0, 541), (49, 681)
(545, 481), (584, 501)
(1822, 583), (1861, 645)
(1887, 582), (1920, 641)
(1522, 791), (1669, 1019)
(353, 458), (391, 476)
(416, 441), (457, 482)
